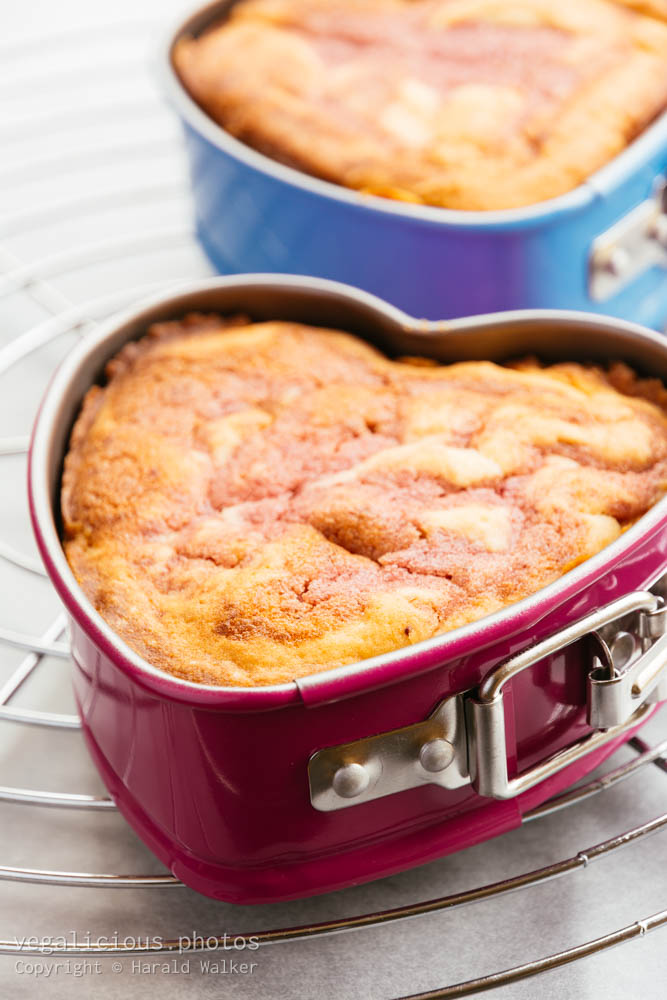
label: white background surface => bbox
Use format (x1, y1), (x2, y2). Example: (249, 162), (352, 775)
(1, 1), (667, 997)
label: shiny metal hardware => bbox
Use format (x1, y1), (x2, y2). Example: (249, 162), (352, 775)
(468, 584), (667, 800)
(589, 602), (667, 730)
(309, 575), (667, 810)
(308, 695), (468, 812)
(419, 738), (455, 773)
(331, 762), (374, 799)
(589, 178), (667, 301)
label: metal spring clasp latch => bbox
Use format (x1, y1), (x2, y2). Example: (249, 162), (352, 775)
(588, 598), (667, 729)
(467, 580), (667, 799)
(308, 574), (667, 810)
(589, 177), (667, 301)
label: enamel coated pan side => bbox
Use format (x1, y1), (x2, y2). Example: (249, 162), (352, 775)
(28, 276), (667, 901)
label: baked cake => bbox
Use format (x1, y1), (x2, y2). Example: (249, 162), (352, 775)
(61, 316), (667, 685)
(173, 0), (667, 211)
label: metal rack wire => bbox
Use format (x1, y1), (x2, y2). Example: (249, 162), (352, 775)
(2, 10), (667, 999)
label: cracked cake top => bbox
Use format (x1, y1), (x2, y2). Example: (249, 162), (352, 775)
(173, 0), (667, 210)
(61, 315), (667, 685)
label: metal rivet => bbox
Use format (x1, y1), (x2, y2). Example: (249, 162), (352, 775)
(602, 247), (631, 277)
(649, 215), (667, 247)
(332, 762), (370, 799)
(419, 738), (455, 773)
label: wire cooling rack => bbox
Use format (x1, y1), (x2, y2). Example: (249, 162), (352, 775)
(2, 6), (667, 999)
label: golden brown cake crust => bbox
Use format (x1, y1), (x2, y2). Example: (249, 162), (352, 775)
(173, 0), (667, 211)
(62, 316), (667, 686)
